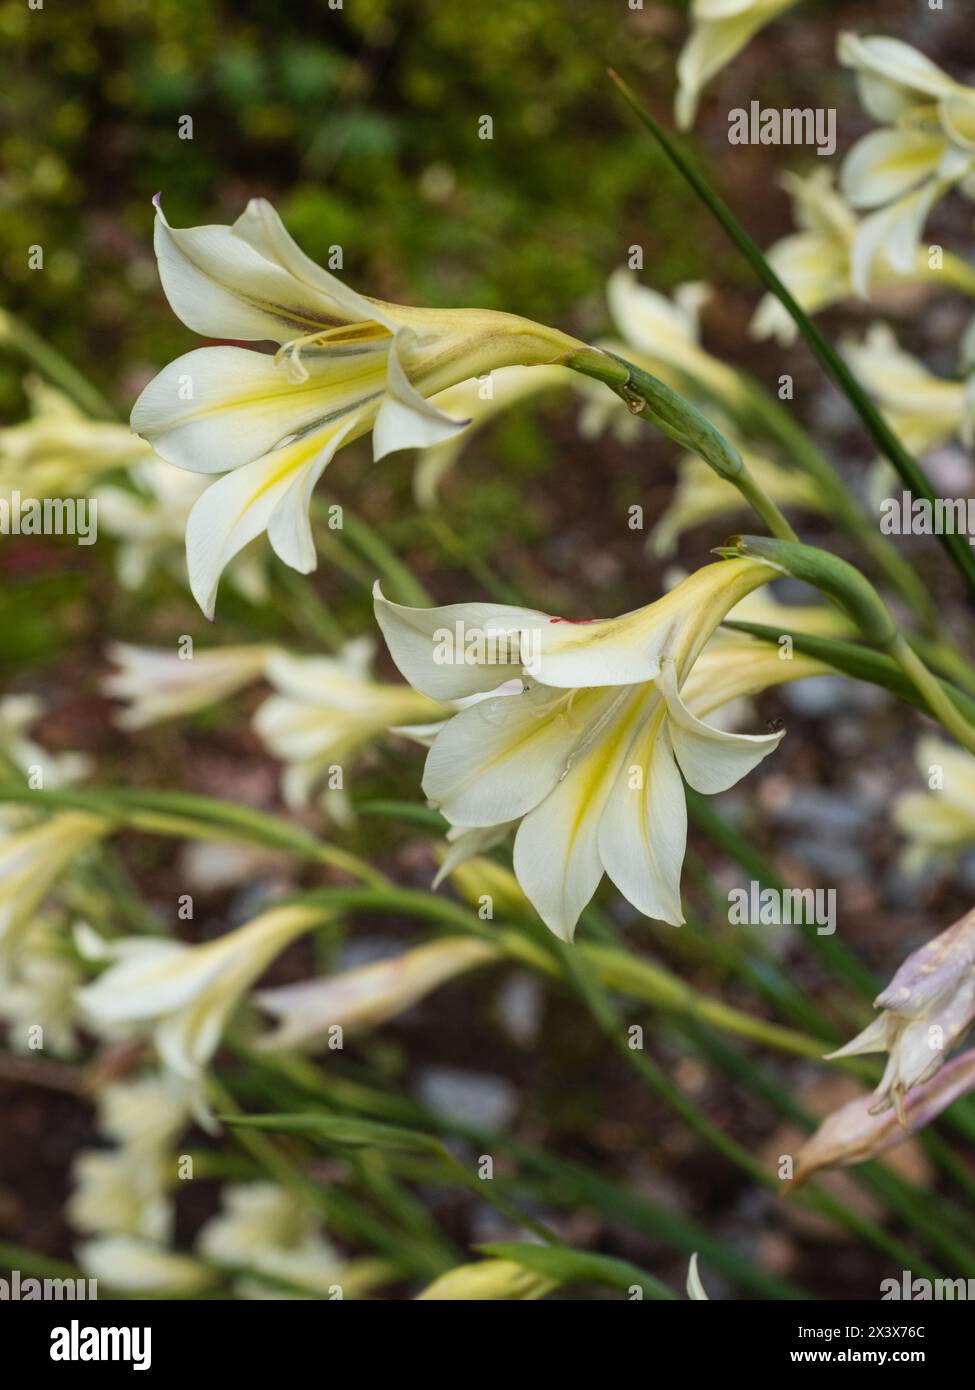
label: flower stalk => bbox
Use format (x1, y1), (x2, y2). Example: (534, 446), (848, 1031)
(719, 535), (975, 756)
(563, 346), (799, 543)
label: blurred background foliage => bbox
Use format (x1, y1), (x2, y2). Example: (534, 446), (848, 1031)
(4, 0), (975, 1299)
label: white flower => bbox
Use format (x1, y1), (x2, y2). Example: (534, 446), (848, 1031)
(255, 937), (499, 1051)
(95, 1073), (195, 1158)
(374, 559), (784, 940)
(76, 1236), (215, 1294)
(0, 812), (109, 957)
(131, 197), (581, 616)
(838, 33), (975, 296)
(74, 902), (331, 1098)
(0, 377), (148, 502)
(66, 1149), (172, 1243)
(93, 456), (269, 602)
(102, 640), (272, 729)
(583, 271), (745, 429)
(196, 1183), (347, 1297)
(749, 169), (959, 342)
(253, 637), (444, 816)
(0, 694), (91, 789)
(843, 323), (975, 456)
(675, 0), (798, 130)
(0, 918), (85, 1056)
(894, 734), (975, 866)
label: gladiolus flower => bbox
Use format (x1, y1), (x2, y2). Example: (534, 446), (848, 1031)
(131, 197), (582, 616)
(253, 638), (444, 815)
(893, 735), (975, 868)
(0, 812), (109, 956)
(675, 0), (798, 131)
(75, 903), (330, 1101)
(196, 1183), (381, 1298)
(76, 1236), (216, 1295)
(67, 1149), (172, 1243)
(103, 640), (272, 729)
(844, 324), (975, 456)
(0, 377), (149, 502)
(838, 33), (975, 296)
(827, 906), (975, 1118)
(374, 559), (785, 940)
(255, 937), (499, 1051)
(416, 1258), (556, 1301)
(795, 1046), (975, 1184)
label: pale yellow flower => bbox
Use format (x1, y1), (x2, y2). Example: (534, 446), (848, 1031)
(75, 902), (330, 1097)
(196, 1183), (384, 1298)
(675, 0), (798, 131)
(131, 197), (581, 615)
(253, 637), (444, 816)
(375, 559), (785, 940)
(93, 456), (269, 602)
(66, 1149), (172, 1243)
(843, 323), (975, 456)
(255, 937), (499, 1052)
(95, 1072), (195, 1158)
(0, 812), (109, 957)
(894, 734), (975, 866)
(103, 640), (272, 729)
(76, 1236), (216, 1295)
(838, 32), (975, 296)
(416, 1258), (556, 1301)
(0, 377), (147, 502)
(0, 918), (85, 1056)
(750, 169), (951, 342)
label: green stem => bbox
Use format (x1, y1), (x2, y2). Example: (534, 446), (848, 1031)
(608, 70), (975, 601)
(565, 346), (798, 543)
(891, 634), (975, 757)
(1, 311), (119, 419)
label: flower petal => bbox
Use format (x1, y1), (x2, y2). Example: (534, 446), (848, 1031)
(841, 129), (946, 209)
(850, 178), (948, 296)
(186, 419), (357, 617)
(372, 330), (471, 460)
(373, 585), (548, 700)
(152, 197), (391, 343)
(131, 343), (386, 475)
(423, 683), (601, 827)
(660, 660), (783, 793)
(597, 714), (687, 926)
(510, 689), (647, 940)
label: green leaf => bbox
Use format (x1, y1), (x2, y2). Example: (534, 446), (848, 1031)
(608, 69), (975, 599)
(479, 1242), (677, 1300)
(0, 784), (334, 861)
(722, 621), (975, 725)
(221, 1112), (447, 1157)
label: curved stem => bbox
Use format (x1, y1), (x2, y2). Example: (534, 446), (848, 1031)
(565, 346), (798, 543)
(891, 634), (975, 757)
